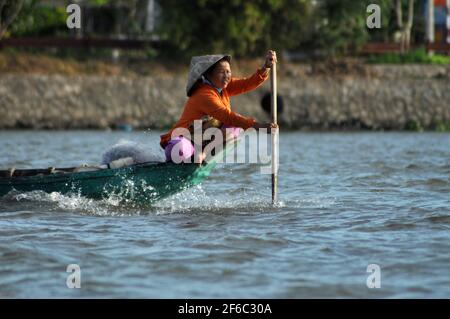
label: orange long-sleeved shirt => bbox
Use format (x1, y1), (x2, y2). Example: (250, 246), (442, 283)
(160, 67), (269, 148)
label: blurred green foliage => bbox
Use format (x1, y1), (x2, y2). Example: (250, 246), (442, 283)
(405, 120), (424, 132)
(3, 0), (440, 59)
(157, 0), (314, 57)
(367, 48), (450, 64)
(9, 0), (68, 37)
(157, 0), (402, 58)
(314, 0), (394, 56)
(435, 122), (450, 132)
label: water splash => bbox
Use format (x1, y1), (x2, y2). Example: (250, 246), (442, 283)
(2, 189), (143, 216)
(152, 184), (287, 215)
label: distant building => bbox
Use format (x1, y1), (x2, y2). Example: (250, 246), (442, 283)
(425, 0), (450, 43)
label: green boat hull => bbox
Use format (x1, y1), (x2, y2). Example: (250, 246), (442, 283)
(0, 160), (216, 204)
(1, 139), (237, 204)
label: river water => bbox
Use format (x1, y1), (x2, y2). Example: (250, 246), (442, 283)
(0, 130), (449, 298)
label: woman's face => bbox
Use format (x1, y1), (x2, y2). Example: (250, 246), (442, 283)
(207, 61), (231, 90)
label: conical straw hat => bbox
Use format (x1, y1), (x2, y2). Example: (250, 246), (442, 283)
(186, 54), (231, 96)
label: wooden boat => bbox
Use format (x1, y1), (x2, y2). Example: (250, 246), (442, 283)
(0, 141), (235, 204)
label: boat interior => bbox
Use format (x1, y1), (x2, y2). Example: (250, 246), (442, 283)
(0, 165), (102, 179)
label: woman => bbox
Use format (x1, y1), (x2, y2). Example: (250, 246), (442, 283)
(160, 50), (278, 163)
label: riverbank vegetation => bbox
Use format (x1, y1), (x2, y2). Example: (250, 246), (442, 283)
(1, 0), (448, 60)
(367, 48), (450, 65)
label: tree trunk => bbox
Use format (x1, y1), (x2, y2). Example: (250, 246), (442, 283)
(395, 0), (405, 53)
(404, 0), (415, 52)
(146, 0), (155, 33)
(0, 0), (24, 39)
(396, 0), (403, 29)
(395, 0), (415, 53)
(426, 0), (435, 44)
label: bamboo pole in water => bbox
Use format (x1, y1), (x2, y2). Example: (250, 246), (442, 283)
(270, 62), (278, 205)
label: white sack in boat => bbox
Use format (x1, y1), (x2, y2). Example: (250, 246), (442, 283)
(101, 140), (163, 165)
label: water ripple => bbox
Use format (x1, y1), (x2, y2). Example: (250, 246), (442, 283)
(1, 131), (450, 298)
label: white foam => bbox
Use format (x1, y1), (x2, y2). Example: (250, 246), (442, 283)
(9, 190), (143, 216)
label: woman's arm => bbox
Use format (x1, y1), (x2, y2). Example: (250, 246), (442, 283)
(226, 68), (269, 97)
(197, 91), (278, 131)
(226, 50), (277, 97)
(198, 90), (256, 129)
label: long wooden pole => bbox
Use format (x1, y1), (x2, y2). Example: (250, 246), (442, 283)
(270, 61), (278, 205)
